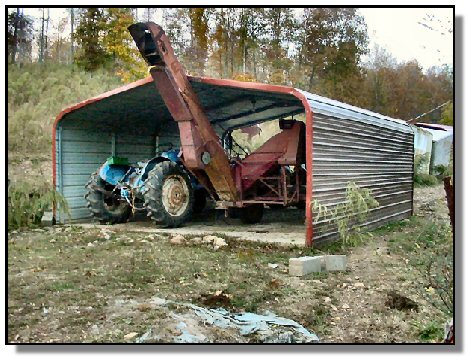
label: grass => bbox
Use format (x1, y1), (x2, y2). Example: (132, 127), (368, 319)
(8, 227), (333, 342)
(8, 63), (123, 160)
(8, 199), (453, 343)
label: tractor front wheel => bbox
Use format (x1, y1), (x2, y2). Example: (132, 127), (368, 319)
(143, 161), (194, 227)
(85, 172), (131, 224)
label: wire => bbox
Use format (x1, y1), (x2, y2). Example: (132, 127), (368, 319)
(407, 101), (451, 123)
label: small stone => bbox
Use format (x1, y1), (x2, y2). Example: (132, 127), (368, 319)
(268, 263), (279, 269)
(324, 297), (331, 303)
(90, 324), (100, 335)
(213, 237), (228, 250)
(342, 304), (350, 310)
(203, 235), (218, 243)
(353, 282), (365, 288)
(170, 234), (185, 245)
(124, 332), (139, 340)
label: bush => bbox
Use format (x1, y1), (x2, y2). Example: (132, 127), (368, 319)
(414, 173), (439, 186)
(311, 182), (379, 248)
(433, 164), (453, 180)
(414, 153), (430, 174)
(8, 180), (69, 231)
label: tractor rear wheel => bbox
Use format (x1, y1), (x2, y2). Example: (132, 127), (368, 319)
(143, 161), (194, 227)
(240, 204), (264, 224)
(85, 172), (131, 224)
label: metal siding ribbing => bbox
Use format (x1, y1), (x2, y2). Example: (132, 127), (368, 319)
(56, 127), (172, 223)
(310, 113), (414, 245)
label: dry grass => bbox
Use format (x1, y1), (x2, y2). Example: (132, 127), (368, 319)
(7, 185), (452, 343)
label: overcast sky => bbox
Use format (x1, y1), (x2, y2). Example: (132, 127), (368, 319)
(358, 8), (453, 69)
(18, 7), (453, 71)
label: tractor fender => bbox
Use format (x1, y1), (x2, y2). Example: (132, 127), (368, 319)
(98, 162), (131, 186)
(139, 156), (172, 182)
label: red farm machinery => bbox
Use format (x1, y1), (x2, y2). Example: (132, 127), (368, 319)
(84, 22), (307, 227)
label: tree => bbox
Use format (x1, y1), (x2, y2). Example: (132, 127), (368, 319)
(8, 9), (33, 64)
(144, 8), (155, 22)
(75, 8), (109, 71)
(236, 8), (266, 77)
(163, 8), (190, 60)
(300, 8), (368, 101)
(187, 8), (211, 75)
(67, 8), (76, 63)
(101, 8), (147, 82)
(441, 101), (453, 125)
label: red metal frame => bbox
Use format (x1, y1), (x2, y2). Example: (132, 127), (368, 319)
(52, 71), (314, 247)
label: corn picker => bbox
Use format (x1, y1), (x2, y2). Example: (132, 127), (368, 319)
(85, 22), (307, 227)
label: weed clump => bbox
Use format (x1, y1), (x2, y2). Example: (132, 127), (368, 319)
(8, 180), (69, 231)
(413, 173), (439, 186)
(311, 182), (379, 248)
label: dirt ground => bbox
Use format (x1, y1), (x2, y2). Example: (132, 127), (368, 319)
(7, 184), (452, 343)
(86, 207), (308, 246)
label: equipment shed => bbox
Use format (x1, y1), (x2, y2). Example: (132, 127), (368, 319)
(53, 76), (414, 246)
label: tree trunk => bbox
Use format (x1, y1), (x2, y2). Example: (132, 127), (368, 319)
(308, 63), (316, 91)
(11, 8), (20, 63)
(253, 48), (257, 79)
(39, 8), (45, 63)
(70, 8), (74, 63)
(44, 8), (50, 61)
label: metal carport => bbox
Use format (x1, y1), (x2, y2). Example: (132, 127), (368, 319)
(53, 75), (414, 246)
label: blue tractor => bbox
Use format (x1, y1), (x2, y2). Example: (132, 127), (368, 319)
(84, 150), (207, 227)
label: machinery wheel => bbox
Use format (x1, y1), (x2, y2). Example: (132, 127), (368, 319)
(85, 172), (131, 224)
(193, 188), (207, 214)
(143, 161), (194, 227)
(240, 204), (264, 224)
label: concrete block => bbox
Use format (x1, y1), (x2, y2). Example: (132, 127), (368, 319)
(289, 256), (324, 276)
(324, 255), (347, 271)
(41, 211), (54, 227)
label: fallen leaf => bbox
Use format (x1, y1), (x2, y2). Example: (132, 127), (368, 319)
(269, 278), (282, 289)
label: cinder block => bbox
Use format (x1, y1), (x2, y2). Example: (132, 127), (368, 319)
(289, 256), (325, 276)
(324, 255), (347, 271)
(41, 211), (54, 227)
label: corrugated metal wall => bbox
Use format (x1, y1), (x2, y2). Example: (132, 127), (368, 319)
(55, 125), (179, 222)
(310, 113), (414, 245)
